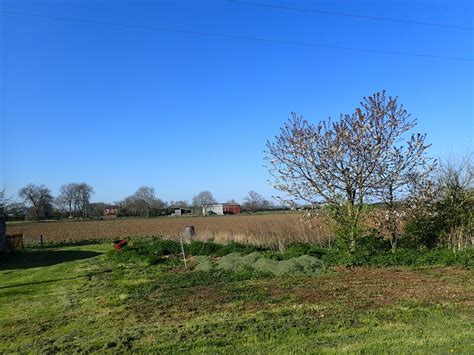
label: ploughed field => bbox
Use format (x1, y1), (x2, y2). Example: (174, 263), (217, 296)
(6, 214), (331, 246)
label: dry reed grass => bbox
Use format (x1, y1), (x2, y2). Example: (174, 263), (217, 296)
(6, 213), (332, 248)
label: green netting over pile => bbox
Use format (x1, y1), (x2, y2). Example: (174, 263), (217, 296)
(194, 252), (326, 276)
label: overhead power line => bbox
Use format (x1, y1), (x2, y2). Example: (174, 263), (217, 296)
(228, 0), (474, 31)
(1, 10), (472, 62)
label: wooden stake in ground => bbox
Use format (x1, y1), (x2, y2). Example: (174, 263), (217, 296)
(179, 233), (188, 269)
(179, 226), (196, 269)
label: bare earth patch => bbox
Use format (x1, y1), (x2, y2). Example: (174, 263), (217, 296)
(295, 268), (473, 309)
(127, 267), (473, 325)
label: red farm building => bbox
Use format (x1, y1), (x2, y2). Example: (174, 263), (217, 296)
(223, 204), (241, 215)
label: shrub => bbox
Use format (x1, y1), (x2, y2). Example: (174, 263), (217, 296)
(403, 216), (440, 249)
(108, 237), (182, 264)
(284, 243), (327, 259)
(186, 241), (222, 256)
(320, 246), (473, 268)
(214, 242), (266, 256)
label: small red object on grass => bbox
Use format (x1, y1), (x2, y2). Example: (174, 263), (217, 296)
(113, 239), (128, 251)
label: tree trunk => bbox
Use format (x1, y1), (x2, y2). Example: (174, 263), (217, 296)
(346, 198), (357, 253)
(387, 186), (398, 253)
(350, 236), (356, 252)
(390, 232), (397, 253)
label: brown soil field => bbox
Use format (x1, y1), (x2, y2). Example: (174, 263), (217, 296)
(6, 213), (332, 247)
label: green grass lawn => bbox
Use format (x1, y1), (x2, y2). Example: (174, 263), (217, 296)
(1, 244), (473, 353)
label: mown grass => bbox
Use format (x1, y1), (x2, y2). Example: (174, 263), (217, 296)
(0, 243), (473, 353)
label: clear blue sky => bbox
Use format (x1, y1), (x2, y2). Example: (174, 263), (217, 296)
(1, 0), (473, 204)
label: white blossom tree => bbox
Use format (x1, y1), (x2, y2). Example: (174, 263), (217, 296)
(266, 91), (432, 252)
(370, 96), (434, 251)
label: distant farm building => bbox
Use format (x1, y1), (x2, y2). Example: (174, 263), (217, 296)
(224, 204), (241, 215)
(103, 205), (119, 219)
(173, 208), (192, 216)
(203, 203), (241, 216)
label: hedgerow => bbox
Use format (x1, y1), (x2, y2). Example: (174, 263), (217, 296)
(107, 236), (473, 269)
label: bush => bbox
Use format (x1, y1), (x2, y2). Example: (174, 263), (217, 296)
(108, 237), (182, 264)
(186, 241), (222, 256)
(320, 245), (473, 268)
(403, 217), (441, 249)
(284, 243), (327, 259)
(215, 242), (266, 256)
(303, 234), (391, 267)
(187, 241), (265, 256)
(349, 234), (392, 266)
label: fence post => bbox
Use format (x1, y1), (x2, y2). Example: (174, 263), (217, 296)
(184, 225), (196, 240)
(179, 234), (188, 269)
(39, 234), (43, 246)
(179, 226), (196, 269)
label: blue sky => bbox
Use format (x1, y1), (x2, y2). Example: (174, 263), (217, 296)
(1, 0), (473, 204)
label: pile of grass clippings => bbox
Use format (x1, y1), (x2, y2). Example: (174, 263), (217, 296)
(194, 252), (326, 276)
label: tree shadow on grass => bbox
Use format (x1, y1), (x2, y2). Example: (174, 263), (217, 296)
(0, 275), (84, 290)
(0, 249), (103, 270)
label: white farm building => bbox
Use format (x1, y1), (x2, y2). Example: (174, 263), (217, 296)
(204, 204), (224, 216)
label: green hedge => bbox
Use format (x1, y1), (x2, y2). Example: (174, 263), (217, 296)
(265, 236), (473, 268)
(108, 236), (473, 269)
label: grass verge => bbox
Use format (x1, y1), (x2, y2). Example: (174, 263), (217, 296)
(0, 243), (473, 353)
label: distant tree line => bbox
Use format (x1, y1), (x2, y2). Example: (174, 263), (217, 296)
(0, 184), (279, 221)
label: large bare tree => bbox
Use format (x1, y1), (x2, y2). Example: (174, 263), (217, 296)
(243, 191), (270, 212)
(57, 183), (80, 217)
(133, 186), (161, 218)
(192, 191), (216, 216)
(57, 183), (94, 218)
(76, 183), (94, 218)
(266, 91), (430, 252)
(121, 186), (164, 217)
(19, 184), (54, 220)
